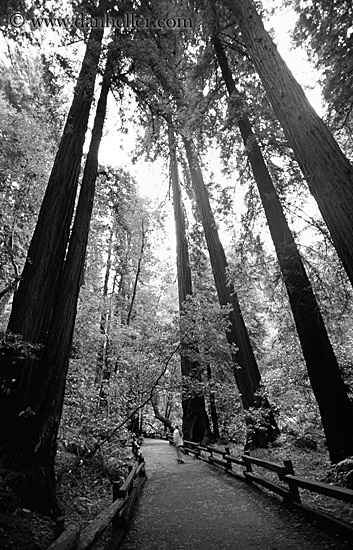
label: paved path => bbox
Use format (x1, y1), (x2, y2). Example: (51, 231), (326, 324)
(118, 439), (350, 550)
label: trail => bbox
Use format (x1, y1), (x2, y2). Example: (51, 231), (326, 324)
(117, 439), (349, 549)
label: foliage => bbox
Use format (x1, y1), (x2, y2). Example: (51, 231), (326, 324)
(179, 292), (246, 441)
(0, 332), (43, 404)
(0, 92), (56, 320)
(59, 163), (182, 451)
(292, 0), (353, 128)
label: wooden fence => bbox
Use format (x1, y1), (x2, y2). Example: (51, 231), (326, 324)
(48, 437), (353, 548)
(182, 439), (353, 543)
(46, 456), (147, 550)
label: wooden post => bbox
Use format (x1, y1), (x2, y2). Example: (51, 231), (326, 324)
(225, 447), (232, 471)
(283, 459), (301, 503)
(112, 482), (120, 502)
(243, 451), (252, 473)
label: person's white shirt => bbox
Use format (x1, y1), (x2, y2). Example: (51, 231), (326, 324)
(173, 427), (183, 446)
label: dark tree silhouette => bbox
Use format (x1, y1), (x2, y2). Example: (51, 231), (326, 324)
(184, 137), (280, 449)
(169, 123), (213, 444)
(0, 15), (111, 513)
(210, 11), (353, 462)
(227, 0), (353, 289)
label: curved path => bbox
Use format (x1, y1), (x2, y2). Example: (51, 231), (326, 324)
(118, 439), (350, 550)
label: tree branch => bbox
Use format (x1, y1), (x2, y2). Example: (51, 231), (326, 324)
(84, 331), (190, 459)
(0, 276), (21, 301)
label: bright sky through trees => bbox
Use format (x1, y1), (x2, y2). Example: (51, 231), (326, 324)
(98, 2), (324, 174)
(96, 1), (324, 260)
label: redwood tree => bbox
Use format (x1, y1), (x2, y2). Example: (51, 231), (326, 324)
(227, 0), (353, 288)
(169, 123), (213, 444)
(7, 18), (105, 343)
(184, 137), (280, 448)
(210, 14), (353, 462)
(0, 16), (110, 513)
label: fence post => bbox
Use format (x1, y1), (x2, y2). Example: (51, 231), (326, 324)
(224, 447), (232, 471)
(283, 459), (301, 503)
(112, 481), (120, 502)
(242, 451), (253, 483)
(112, 482), (126, 531)
(243, 451), (252, 473)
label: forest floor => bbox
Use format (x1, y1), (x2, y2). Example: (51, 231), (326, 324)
(0, 433), (352, 549)
(0, 440), (134, 550)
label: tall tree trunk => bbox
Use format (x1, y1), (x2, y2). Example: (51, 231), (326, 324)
(227, 0), (353, 288)
(169, 124), (213, 444)
(164, 394), (173, 421)
(0, 14), (106, 505)
(96, 225), (114, 385)
(103, 226), (114, 301)
(126, 221), (146, 326)
(7, 14), (105, 344)
(0, 39), (113, 514)
(211, 26), (353, 463)
(183, 137), (279, 448)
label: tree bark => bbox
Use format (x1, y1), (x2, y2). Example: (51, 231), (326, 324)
(150, 393), (173, 431)
(227, 0), (353, 288)
(169, 124), (213, 444)
(183, 137), (279, 448)
(211, 25), (353, 462)
(0, 35), (113, 514)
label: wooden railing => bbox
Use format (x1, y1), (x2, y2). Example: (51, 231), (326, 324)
(183, 440), (353, 543)
(46, 456), (147, 550)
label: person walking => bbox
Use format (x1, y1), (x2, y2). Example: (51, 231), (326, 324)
(173, 425), (184, 463)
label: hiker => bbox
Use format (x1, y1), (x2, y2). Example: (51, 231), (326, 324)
(173, 425), (184, 463)
(132, 434), (140, 459)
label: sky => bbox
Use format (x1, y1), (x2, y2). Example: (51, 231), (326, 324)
(268, 5), (324, 116)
